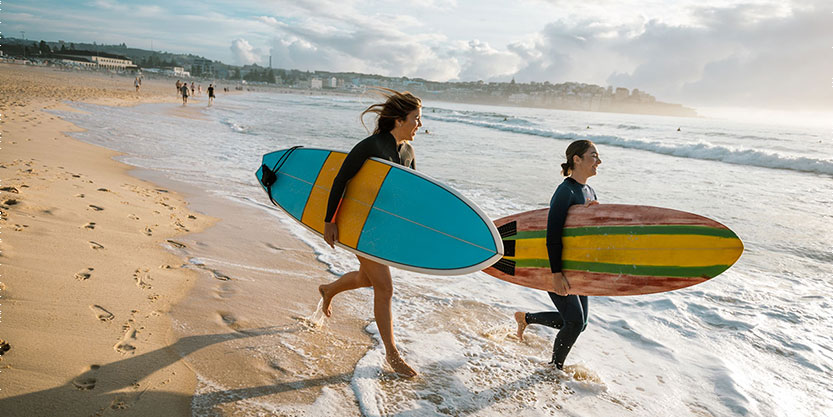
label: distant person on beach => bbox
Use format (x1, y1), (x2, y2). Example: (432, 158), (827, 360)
(514, 139), (601, 371)
(134, 76), (141, 92)
(207, 83), (215, 106)
(319, 88), (422, 377)
(191, 82), (195, 97)
(176, 80), (182, 97)
(198, 84), (202, 95)
(180, 83), (190, 105)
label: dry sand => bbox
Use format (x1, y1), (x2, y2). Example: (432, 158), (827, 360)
(0, 64), (372, 416)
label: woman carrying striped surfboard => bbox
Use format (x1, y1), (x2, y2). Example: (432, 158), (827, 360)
(514, 139), (601, 370)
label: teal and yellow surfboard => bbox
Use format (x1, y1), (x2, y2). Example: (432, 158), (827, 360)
(484, 205), (744, 296)
(256, 147), (503, 275)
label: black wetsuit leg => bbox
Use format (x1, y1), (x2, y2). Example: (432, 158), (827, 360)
(526, 293), (589, 369)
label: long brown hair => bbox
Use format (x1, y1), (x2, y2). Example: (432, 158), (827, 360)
(561, 140), (594, 176)
(360, 88), (422, 134)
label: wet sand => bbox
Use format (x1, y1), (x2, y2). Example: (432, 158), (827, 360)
(0, 64), (372, 416)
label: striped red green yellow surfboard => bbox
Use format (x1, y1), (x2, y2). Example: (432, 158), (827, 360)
(483, 204), (744, 296)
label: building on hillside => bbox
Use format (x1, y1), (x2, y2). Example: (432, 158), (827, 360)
(192, 58), (214, 76)
(614, 87), (629, 101)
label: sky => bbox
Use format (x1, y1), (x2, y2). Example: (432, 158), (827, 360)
(3, 0), (831, 114)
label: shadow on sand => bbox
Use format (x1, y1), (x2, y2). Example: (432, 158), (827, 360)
(0, 324), (354, 416)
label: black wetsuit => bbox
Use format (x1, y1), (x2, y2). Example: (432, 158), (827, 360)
(526, 177), (596, 369)
(324, 131), (415, 223)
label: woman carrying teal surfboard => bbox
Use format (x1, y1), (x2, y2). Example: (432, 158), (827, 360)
(319, 88), (423, 377)
(514, 139), (601, 370)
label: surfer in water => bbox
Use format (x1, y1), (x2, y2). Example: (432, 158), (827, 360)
(319, 88), (422, 377)
(514, 139), (601, 370)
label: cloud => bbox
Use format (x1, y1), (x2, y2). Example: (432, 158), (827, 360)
(454, 40), (522, 81)
(502, 0), (831, 109)
(230, 38), (262, 65)
(604, 1), (831, 108)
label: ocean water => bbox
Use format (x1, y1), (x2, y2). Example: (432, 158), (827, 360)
(55, 93), (833, 417)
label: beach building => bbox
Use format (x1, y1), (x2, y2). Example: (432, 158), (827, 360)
(53, 50), (137, 71)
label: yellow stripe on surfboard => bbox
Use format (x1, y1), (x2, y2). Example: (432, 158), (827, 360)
(508, 235), (743, 267)
(302, 152), (346, 234)
(300, 152), (391, 249)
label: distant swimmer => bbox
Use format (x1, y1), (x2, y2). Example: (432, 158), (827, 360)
(586, 126), (591, 129)
(319, 88), (423, 378)
(677, 127), (681, 132)
(425, 129), (430, 134)
(513, 139), (600, 371)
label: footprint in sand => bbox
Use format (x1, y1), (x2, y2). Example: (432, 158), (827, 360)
(114, 326), (138, 354)
(76, 194), (85, 198)
(72, 365), (100, 390)
(0, 339), (11, 356)
(97, 188), (110, 192)
(75, 268), (94, 281)
(90, 304), (114, 321)
(72, 377), (97, 390)
(89, 241), (105, 250)
(0, 186), (20, 193)
(264, 242), (284, 251)
(215, 282), (237, 299)
(219, 311), (238, 327)
(2, 198), (19, 208)
(211, 269), (231, 281)
(166, 240), (186, 249)
(83, 222), (96, 230)
(143, 226), (153, 236)
(133, 268), (152, 289)
(13, 224), (29, 231)
(110, 399), (129, 410)
(88, 204), (104, 211)
(128, 214), (140, 220)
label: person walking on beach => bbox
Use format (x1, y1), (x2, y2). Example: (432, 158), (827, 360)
(134, 76), (141, 92)
(191, 82), (196, 97)
(514, 139), (601, 370)
(180, 82), (190, 105)
(176, 80), (182, 97)
(319, 88), (422, 377)
(207, 84), (215, 106)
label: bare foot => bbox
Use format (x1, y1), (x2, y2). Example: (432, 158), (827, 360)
(386, 352), (418, 378)
(514, 311), (528, 341)
(319, 284), (332, 318)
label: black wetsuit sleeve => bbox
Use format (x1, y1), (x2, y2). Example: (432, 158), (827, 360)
(546, 185), (574, 273)
(324, 141), (371, 223)
(410, 159), (416, 170)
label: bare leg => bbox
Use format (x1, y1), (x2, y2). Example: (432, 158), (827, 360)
(318, 269), (370, 317)
(360, 258), (417, 377)
(514, 311), (528, 341)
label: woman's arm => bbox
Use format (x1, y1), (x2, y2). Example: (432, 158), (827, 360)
(545, 185), (574, 273)
(324, 141), (371, 223)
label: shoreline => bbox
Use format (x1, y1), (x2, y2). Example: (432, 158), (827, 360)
(0, 64), (215, 415)
(0, 63), (372, 415)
